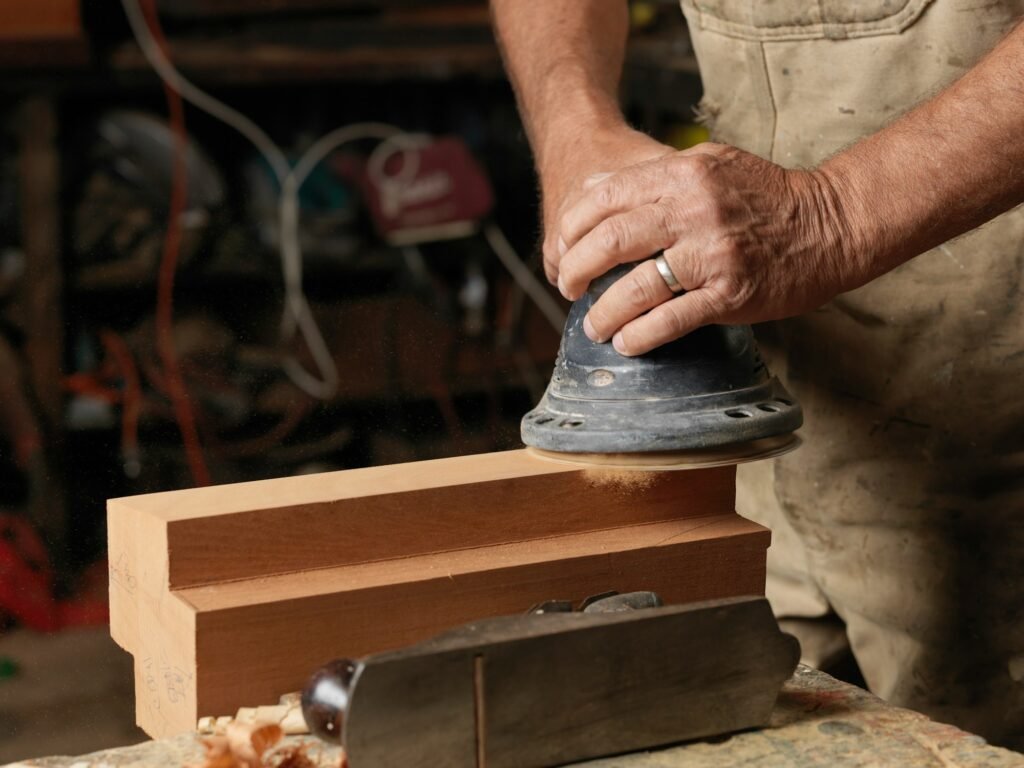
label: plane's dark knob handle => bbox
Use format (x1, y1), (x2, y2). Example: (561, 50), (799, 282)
(301, 658), (360, 744)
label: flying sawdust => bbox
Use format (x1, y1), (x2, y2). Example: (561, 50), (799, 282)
(583, 468), (658, 491)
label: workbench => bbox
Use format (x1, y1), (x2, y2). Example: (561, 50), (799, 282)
(15, 667), (1023, 768)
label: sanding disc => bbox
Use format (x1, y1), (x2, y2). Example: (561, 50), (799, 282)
(525, 433), (801, 472)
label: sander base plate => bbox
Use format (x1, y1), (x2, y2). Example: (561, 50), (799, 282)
(526, 433), (801, 471)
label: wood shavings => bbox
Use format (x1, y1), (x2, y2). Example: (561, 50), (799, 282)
(198, 704), (308, 735)
(198, 715), (234, 734)
(235, 708), (258, 723)
(189, 723), (283, 768)
(189, 723), (347, 768)
(244, 724), (285, 762)
(265, 744), (315, 768)
(191, 706), (342, 768)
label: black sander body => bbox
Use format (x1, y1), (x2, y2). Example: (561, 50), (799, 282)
(521, 265), (803, 469)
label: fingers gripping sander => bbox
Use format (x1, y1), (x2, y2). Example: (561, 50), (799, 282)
(521, 265), (803, 469)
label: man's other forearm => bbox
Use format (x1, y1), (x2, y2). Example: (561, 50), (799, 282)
(490, 0), (630, 171)
(820, 21), (1024, 286)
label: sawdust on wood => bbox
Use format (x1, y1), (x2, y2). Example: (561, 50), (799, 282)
(583, 468), (658, 491)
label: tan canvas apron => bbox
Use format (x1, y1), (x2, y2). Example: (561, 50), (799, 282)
(680, 0), (1024, 747)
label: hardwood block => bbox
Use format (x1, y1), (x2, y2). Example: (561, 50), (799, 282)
(108, 450), (768, 738)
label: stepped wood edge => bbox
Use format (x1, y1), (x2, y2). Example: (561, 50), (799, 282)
(108, 449), (768, 738)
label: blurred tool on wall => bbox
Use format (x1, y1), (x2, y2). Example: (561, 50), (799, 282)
(2, 0), (572, 638)
(65, 99), (562, 486)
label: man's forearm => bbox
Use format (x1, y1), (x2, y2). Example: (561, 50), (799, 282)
(523, 15), (1024, 352)
(490, 0), (630, 171)
(491, 0), (676, 278)
(821, 21), (1024, 287)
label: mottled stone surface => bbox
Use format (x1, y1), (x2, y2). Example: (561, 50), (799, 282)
(0, 627), (145, 764)
(582, 666), (1024, 767)
(11, 668), (1024, 768)
(9, 734), (345, 768)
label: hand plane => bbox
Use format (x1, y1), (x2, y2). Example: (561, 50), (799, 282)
(302, 594), (799, 768)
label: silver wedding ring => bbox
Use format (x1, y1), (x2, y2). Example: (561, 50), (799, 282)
(653, 252), (684, 294)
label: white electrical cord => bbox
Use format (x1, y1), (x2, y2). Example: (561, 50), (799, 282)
(484, 223), (567, 334)
(122, 0), (409, 398)
(123, 0), (567, 396)
(276, 124), (414, 397)
(120, 0), (288, 178)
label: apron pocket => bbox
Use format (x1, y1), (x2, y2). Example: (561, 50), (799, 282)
(681, 0), (934, 41)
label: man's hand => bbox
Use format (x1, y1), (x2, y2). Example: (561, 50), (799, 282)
(495, 1), (1024, 357)
(554, 143), (854, 356)
(537, 127), (674, 286)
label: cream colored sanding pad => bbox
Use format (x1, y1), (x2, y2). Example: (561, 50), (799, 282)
(526, 433), (801, 472)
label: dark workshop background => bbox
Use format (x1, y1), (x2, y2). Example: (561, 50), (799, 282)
(0, 0), (702, 761)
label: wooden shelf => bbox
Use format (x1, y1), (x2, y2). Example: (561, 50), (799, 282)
(105, 32), (696, 86)
(109, 39), (506, 84)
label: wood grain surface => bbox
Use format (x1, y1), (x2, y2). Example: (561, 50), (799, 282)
(107, 450), (764, 738)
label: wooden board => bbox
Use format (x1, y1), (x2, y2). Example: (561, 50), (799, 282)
(108, 450), (769, 738)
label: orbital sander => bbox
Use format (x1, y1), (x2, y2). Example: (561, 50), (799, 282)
(521, 265), (803, 469)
